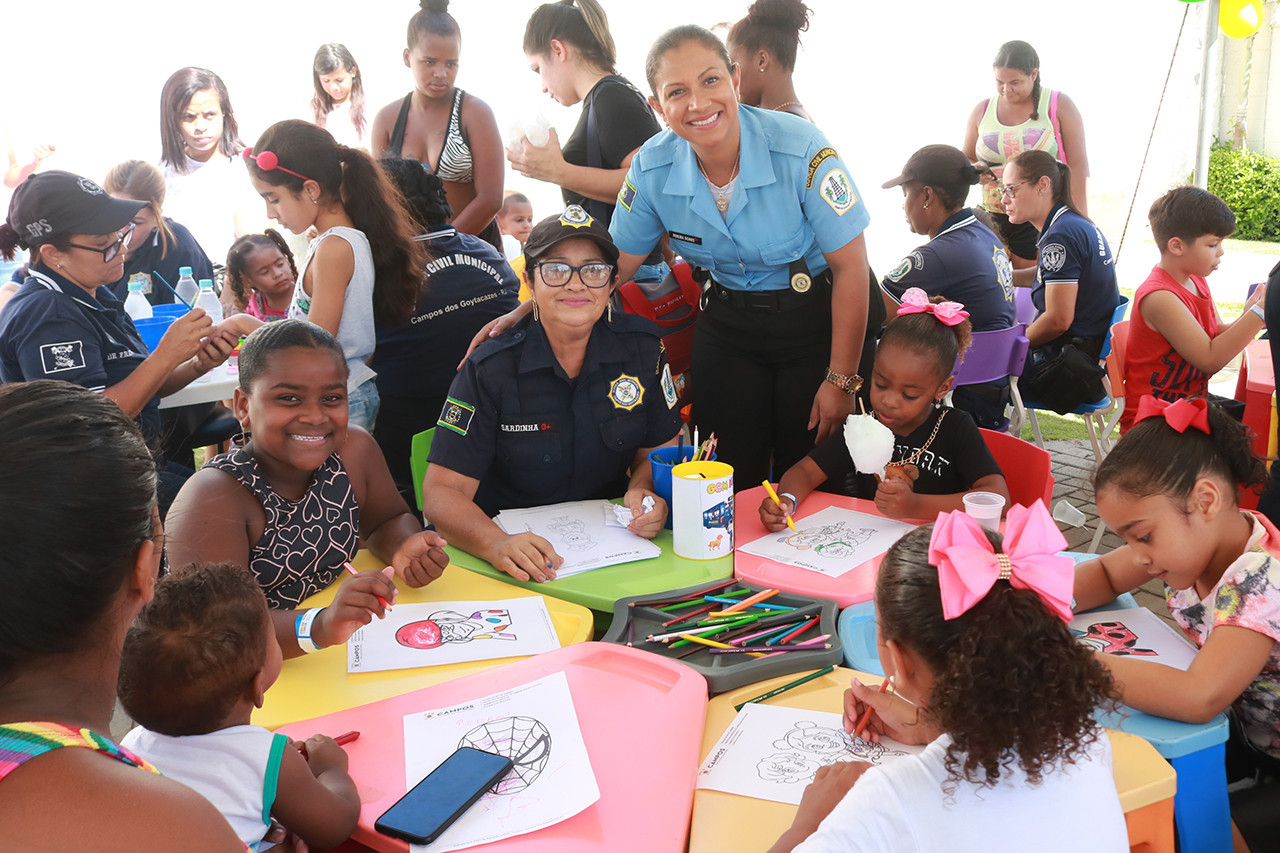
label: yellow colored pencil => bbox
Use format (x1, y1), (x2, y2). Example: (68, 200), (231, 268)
(761, 480), (796, 532)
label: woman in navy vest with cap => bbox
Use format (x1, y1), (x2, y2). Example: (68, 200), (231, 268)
(0, 171), (257, 509)
(423, 205), (681, 583)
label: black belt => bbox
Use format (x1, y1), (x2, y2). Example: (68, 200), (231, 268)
(705, 272), (831, 313)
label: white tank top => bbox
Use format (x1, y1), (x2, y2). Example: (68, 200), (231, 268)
(289, 225), (377, 390)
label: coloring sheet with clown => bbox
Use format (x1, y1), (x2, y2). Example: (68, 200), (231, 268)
(347, 598), (559, 673)
(494, 500), (661, 576)
(697, 702), (925, 805)
(1067, 607), (1199, 671)
(738, 506), (914, 577)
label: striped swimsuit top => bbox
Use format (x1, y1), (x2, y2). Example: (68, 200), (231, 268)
(0, 721), (160, 780)
(387, 87), (474, 183)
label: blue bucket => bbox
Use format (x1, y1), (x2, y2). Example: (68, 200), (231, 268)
(132, 317), (176, 353)
(649, 445), (716, 529)
(151, 304), (189, 319)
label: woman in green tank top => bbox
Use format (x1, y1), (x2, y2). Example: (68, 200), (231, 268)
(962, 40), (1089, 269)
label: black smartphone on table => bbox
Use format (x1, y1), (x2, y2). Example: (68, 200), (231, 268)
(375, 746), (515, 845)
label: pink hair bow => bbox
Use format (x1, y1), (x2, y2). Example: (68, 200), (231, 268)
(927, 500), (1073, 622)
(896, 287), (970, 326)
(1133, 395), (1210, 434)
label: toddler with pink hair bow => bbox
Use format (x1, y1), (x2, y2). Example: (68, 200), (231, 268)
(760, 290), (1008, 526)
(770, 500), (1127, 852)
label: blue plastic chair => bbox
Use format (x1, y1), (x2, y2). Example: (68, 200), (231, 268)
(838, 566), (1231, 853)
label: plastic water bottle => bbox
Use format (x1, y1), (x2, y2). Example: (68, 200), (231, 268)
(194, 279), (223, 324)
(175, 265), (199, 306)
(124, 280), (153, 321)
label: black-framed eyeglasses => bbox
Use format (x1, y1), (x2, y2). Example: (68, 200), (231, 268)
(536, 261), (615, 288)
(67, 223), (135, 263)
(999, 181), (1027, 199)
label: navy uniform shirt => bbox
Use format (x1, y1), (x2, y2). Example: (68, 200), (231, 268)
(107, 218), (214, 305)
(880, 209), (1016, 333)
(0, 266), (160, 439)
(428, 312), (682, 516)
(1032, 204), (1120, 340)
(372, 225), (520, 413)
(610, 105), (869, 290)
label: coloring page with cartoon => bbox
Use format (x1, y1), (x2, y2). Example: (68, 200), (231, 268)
(696, 703), (925, 805)
(737, 506), (915, 577)
(347, 598), (560, 673)
(1067, 607), (1199, 671)
(494, 500), (662, 575)
(402, 671), (599, 852)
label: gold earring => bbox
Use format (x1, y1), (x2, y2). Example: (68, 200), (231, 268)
(532, 300), (540, 322)
(607, 303), (613, 322)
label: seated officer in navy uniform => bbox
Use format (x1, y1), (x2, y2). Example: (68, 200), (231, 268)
(422, 205), (681, 582)
(0, 171), (252, 513)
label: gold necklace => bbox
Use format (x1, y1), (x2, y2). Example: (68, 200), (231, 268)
(884, 409), (947, 469)
(697, 152), (741, 212)
(772, 100), (803, 113)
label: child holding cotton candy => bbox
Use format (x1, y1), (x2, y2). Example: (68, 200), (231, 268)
(759, 289), (1008, 527)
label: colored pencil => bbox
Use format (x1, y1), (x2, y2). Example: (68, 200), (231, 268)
(710, 644), (832, 654)
(707, 601), (795, 615)
(734, 665), (836, 711)
(344, 562), (393, 612)
(771, 615), (820, 645)
(334, 730), (360, 746)
(149, 270), (192, 309)
(760, 480), (797, 532)
(626, 620), (634, 647)
(678, 633), (762, 656)
(661, 603), (717, 627)
(630, 579), (738, 608)
(851, 676), (896, 742)
(718, 588), (779, 614)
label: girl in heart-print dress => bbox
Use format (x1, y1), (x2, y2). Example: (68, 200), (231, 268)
(164, 320), (450, 658)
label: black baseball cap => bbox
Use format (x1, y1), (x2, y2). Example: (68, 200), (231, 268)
(881, 145), (974, 189)
(6, 171), (146, 248)
(522, 204), (620, 267)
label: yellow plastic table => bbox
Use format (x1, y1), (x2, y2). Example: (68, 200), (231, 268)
(252, 551), (595, 730)
(689, 667), (1176, 853)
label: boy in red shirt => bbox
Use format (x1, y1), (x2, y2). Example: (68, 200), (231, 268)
(1121, 186), (1265, 432)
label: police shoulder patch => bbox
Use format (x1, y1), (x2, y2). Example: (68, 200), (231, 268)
(1041, 243), (1067, 273)
(437, 397), (476, 435)
(617, 178), (638, 212)
(660, 363), (678, 409)
(806, 146), (838, 189)
(886, 257), (912, 283)
(128, 272), (153, 294)
(819, 169), (856, 216)
(40, 340), (86, 374)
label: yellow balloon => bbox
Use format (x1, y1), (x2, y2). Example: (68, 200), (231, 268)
(1221, 0), (1263, 39)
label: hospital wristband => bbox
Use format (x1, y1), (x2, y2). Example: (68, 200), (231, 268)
(780, 492), (798, 510)
(1251, 303), (1266, 321)
(295, 607), (326, 654)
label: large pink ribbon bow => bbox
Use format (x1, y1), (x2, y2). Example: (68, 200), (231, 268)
(897, 287), (970, 326)
(1133, 395), (1210, 435)
(927, 500), (1073, 622)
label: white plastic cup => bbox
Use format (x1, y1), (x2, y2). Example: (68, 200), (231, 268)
(963, 491), (1006, 531)
(1053, 500), (1087, 528)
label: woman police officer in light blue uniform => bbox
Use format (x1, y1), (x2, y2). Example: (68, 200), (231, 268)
(608, 25), (875, 485)
(465, 25), (876, 486)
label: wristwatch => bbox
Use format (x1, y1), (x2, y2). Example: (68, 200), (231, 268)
(823, 367), (863, 395)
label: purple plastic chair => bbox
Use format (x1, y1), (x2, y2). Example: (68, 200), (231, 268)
(1014, 288), (1037, 325)
(946, 323), (1030, 434)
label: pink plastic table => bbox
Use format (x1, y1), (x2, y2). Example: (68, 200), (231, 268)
(734, 486), (926, 608)
(278, 642), (708, 853)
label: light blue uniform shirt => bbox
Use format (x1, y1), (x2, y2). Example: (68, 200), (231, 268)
(609, 105), (870, 292)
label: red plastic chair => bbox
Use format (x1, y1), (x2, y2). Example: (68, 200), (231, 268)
(979, 427), (1054, 509)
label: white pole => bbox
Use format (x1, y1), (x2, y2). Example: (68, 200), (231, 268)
(1195, 0), (1222, 188)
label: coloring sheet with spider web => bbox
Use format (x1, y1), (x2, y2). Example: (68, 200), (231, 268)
(402, 671), (598, 851)
(697, 703), (925, 805)
(494, 500), (661, 576)
(738, 506), (915, 577)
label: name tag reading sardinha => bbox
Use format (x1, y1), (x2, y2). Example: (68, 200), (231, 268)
(494, 500), (661, 577)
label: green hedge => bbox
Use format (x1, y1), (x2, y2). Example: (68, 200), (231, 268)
(1208, 145), (1280, 241)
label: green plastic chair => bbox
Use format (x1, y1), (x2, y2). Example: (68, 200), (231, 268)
(410, 428), (434, 512)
